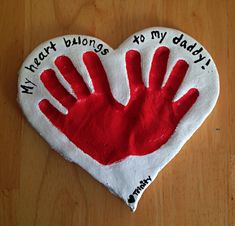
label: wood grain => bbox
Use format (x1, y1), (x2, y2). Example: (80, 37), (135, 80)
(0, 0), (234, 225)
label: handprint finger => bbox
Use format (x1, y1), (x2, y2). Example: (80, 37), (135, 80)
(40, 69), (76, 109)
(162, 60), (189, 100)
(125, 50), (144, 95)
(83, 51), (114, 100)
(38, 99), (65, 129)
(149, 46), (169, 90)
(172, 88), (199, 122)
(55, 56), (90, 98)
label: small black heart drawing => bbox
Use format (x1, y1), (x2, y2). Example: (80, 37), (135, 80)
(128, 194), (135, 203)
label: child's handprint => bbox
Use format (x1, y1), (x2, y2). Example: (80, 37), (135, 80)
(39, 47), (199, 165)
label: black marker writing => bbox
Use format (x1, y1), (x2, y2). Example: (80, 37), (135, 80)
(172, 33), (210, 65)
(127, 176), (152, 203)
(25, 41), (57, 73)
(20, 78), (37, 94)
(63, 37), (109, 55)
(151, 30), (167, 44)
(201, 59), (211, 70)
(133, 34), (145, 44)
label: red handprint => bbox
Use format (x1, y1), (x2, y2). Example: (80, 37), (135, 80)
(39, 47), (199, 165)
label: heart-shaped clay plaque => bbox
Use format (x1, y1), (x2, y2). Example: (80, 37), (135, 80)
(18, 27), (219, 211)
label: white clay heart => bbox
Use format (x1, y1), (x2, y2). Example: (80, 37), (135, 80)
(18, 27), (219, 211)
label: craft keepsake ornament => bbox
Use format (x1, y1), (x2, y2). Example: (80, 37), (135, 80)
(18, 27), (219, 211)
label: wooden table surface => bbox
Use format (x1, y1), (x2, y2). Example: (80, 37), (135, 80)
(0, 0), (234, 225)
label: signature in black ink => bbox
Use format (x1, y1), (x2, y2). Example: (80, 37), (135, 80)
(127, 176), (152, 203)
